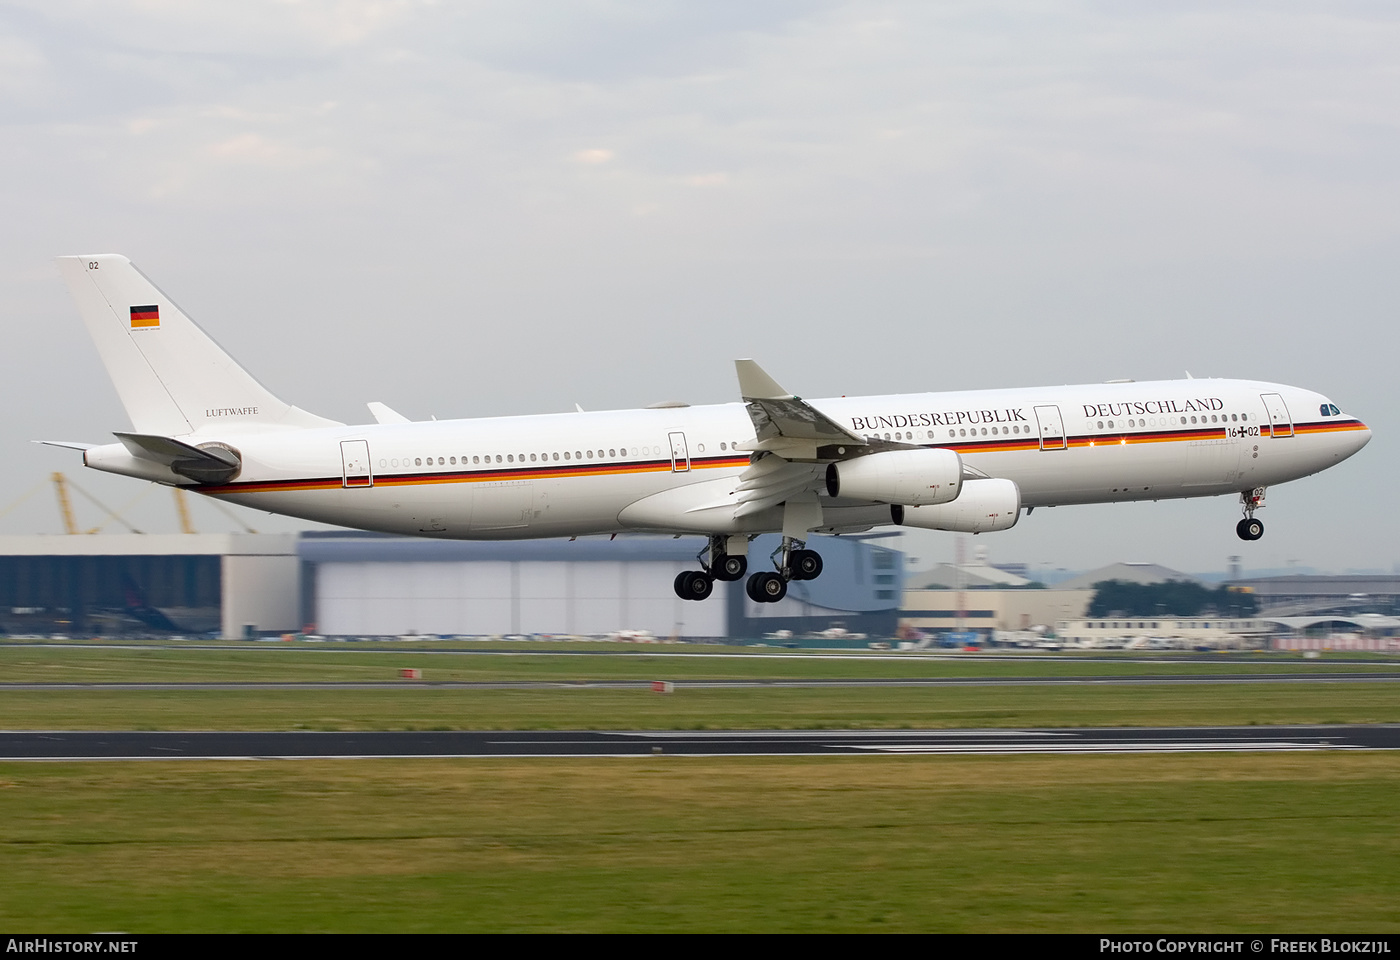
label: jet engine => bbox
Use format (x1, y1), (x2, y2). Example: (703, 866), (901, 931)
(894, 478), (1021, 533)
(824, 448), (962, 506)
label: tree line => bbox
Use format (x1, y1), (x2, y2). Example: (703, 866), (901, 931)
(1086, 580), (1258, 618)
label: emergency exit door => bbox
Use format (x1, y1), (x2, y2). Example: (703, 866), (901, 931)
(669, 432), (690, 472)
(1034, 405), (1067, 451)
(1261, 393), (1293, 438)
(341, 440), (373, 488)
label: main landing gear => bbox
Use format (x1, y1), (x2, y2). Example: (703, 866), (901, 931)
(1236, 487), (1266, 541)
(744, 537), (823, 605)
(673, 535), (749, 601)
(671, 535), (826, 603)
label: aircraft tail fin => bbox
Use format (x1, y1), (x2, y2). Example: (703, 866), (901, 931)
(56, 255), (341, 436)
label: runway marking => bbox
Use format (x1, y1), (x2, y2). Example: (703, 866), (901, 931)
(846, 741), (1348, 754)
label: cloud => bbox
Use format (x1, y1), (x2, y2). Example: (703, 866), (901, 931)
(3, 2), (1399, 564)
(572, 148), (615, 164)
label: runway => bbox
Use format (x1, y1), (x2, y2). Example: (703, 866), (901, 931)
(1, 725), (1396, 760)
(0, 672), (1396, 691)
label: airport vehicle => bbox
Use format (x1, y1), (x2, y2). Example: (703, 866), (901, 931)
(44, 255), (1371, 604)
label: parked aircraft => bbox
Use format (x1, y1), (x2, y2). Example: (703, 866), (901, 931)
(43, 255), (1371, 603)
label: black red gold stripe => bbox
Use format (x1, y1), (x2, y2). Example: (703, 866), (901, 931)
(201, 454), (751, 495)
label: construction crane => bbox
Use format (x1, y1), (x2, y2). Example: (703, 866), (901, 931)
(0, 472), (260, 535)
(172, 487), (196, 535)
(51, 471), (79, 535)
(49, 472), (145, 534)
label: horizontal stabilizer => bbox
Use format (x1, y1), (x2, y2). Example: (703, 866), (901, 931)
(33, 440), (97, 451)
(113, 432), (241, 484)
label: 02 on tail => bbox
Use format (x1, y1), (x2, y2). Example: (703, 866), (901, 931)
(41, 254), (1371, 604)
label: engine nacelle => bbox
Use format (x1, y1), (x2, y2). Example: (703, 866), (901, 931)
(825, 448), (962, 506)
(895, 478), (1021, 533)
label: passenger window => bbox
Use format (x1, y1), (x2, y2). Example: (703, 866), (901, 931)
(415, 458), (422, 466)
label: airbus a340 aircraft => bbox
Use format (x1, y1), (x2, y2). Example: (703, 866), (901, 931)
(44, 255), (1370, 604)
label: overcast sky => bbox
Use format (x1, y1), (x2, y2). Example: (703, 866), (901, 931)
(2, 1), (1397, 576)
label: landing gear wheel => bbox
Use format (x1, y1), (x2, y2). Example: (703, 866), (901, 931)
(789, 549), (823, 581)
(712, 554), (747, 582)
(675, 570), (714, 600)
(1236, 518), (1264, 541)
(745, 571), (788, 603)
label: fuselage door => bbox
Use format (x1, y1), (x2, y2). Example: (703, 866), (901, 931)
(1261, 393), (1293, 438)
(341, 440), (373, 488)
(1033, 405), (1066, 451)
(669, 431), (690, 472)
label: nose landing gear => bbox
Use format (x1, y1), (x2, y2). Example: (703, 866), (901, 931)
(1236, 487), (1266, 541)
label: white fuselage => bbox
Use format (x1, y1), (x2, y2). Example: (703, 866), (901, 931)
(149, 377), (1368, 540)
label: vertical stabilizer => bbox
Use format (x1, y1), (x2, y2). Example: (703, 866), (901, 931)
(56, 254), (340, 435)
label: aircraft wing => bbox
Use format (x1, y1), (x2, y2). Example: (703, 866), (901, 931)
(734, 359), (865, 456)
(729, 360), (867, 519)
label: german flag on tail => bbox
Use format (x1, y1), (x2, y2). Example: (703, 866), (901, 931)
(130, 305), (159, 328)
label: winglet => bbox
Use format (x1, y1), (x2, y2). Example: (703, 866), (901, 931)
(733, 359), (864, 452)
(735, 359), (795, 401)
(366, 402), (410, 425)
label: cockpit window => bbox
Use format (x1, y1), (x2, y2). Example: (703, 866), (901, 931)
(1320, 404), (1330, 417)
(1330, 404), (1341, 416)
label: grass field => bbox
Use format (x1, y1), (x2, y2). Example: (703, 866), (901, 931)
(1, 642), (1395, 683)
(1, 753), (1397, 932)
(1, 644), (1396, 931)
(1, 683), (1398, 731)
(0, 644), (1396, 731)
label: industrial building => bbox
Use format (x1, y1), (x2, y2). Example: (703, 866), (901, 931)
(302, 532), (902, 639)
(0, 533), (299, 639)
(1224, 574), (1400, 617)
(0, 531), (903, 641)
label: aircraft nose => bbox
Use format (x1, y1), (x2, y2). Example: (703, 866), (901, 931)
(1341, 419), (1371, 458)
(1355, 420), (1372, 450)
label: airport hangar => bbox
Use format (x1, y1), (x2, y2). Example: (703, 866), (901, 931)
(0, 532), (904, 640)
